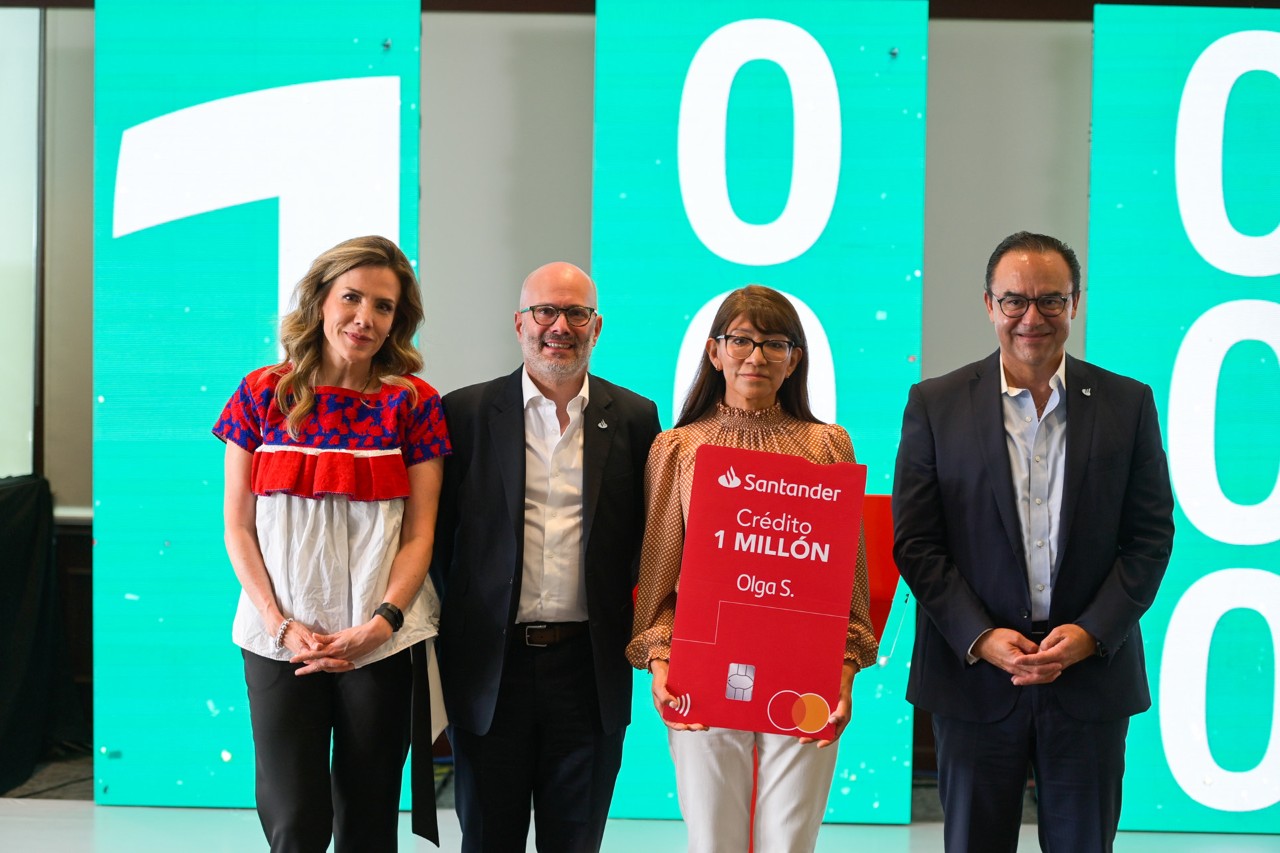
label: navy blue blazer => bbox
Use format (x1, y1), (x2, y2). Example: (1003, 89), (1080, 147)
(892, 351), (1174, 723)
(430, 368), (661, 736)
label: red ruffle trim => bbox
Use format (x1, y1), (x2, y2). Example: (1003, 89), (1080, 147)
(251, 448), (409, 501)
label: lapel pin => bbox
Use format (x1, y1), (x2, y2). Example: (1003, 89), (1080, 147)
(598, 419), (608, 429)
(1082, 388), (1092, 397)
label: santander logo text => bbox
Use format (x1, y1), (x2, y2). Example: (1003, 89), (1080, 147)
(717, 467), (842, 501)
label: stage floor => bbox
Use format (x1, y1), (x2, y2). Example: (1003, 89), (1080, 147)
(0, 799), (1275, 852)
(2, 754), (1273, 851)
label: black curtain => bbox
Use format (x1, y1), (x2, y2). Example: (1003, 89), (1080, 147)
(0, 475), (87, 792)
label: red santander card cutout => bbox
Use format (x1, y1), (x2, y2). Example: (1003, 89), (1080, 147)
(662, 444), (867, 740)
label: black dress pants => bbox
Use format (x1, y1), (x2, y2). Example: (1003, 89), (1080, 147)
(932, 686), (1129, 853)
(243, 648), (412, 853)
(449, 632), (625, 853)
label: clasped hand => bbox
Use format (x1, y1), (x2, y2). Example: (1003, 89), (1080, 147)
(284, 618), (394, 676)
(974, 624), (1097, 686)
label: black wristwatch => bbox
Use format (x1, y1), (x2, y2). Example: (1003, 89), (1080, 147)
(373, 602), (404, 632)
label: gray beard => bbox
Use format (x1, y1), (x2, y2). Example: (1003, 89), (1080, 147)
(521, 336), (594, 380)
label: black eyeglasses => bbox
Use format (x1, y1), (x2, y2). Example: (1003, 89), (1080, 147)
(993, 293), (1073, 318)
(715, 335), (796, 363)
(519, 304), (598, 327)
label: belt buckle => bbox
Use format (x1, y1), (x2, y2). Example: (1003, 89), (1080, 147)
(524, 624), (549, 648)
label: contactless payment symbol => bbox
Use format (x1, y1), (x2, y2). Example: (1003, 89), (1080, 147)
(718, 467), (742, 488)
(767, 691), (831, 734)
(725, 662), (755, 701)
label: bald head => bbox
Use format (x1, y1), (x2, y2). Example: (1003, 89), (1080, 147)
(518, 261), (598, 310)
(514, 261), (602, 399)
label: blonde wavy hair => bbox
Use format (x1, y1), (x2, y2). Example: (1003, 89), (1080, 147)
(272, 235), (424, 438)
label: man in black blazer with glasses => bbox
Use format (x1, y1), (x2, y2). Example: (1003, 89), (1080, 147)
(892, 231), (1175, 852)
(430, 261), (660, 852)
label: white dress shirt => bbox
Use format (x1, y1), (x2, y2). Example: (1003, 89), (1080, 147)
(1000, 355), (1069, 622)
(517, 368), (589, 623)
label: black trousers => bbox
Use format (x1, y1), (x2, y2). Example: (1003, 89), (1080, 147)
(449, 632), (625, 853)
(932, 686), (1129, 853)
(243, 648), (412, 853)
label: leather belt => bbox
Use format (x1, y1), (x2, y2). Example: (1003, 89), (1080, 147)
(516, 622), (588, 648)
(1029, 621), (1050, 640)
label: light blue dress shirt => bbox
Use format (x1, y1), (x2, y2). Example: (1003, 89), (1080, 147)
(1000, 356), (1068, 623)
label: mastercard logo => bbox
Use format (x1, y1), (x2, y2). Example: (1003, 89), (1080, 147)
(766, 690), (830, 734)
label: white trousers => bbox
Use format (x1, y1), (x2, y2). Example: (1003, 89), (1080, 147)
(669, 728), (839, 853)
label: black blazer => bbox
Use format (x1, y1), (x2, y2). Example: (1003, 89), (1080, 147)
(892, 351), (1174, 723)
(430, 368), (661, 736)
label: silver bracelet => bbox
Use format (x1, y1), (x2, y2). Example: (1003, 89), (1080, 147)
(274, 617), (294, 652)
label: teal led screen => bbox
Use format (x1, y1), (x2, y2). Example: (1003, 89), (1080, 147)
(1090, 4), (1280, 833)
(93, 0), (421, 806)
(593, 0), (928, 824)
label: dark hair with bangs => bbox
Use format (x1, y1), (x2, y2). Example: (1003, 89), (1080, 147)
(674, 284), (821, 428)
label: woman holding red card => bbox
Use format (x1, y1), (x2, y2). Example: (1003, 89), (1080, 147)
(628, 285), (877, 852)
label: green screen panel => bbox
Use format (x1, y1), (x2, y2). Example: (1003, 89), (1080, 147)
(1090, 4), (1280, 834)
(93, 0), (420, 807)
(593, 0), (927, 824)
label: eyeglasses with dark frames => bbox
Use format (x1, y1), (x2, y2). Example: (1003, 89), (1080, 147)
(519, 304), (598, 327)
(714, 335), (796, 363)
(993, 293), (1073, 318)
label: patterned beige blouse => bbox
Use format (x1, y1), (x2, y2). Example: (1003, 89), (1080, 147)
(626, 402), (879, 672)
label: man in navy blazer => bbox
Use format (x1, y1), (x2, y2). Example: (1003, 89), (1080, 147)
(430, 261), (660, 852)
(892, 232), (1175, 852)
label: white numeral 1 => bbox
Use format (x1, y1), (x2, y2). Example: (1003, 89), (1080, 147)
(113, 77), (402, 328)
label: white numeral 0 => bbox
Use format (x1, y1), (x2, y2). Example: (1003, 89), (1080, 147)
(1161, 568), (1280, 811)
(1167, 299), (1280, 546)
(1175, 30), (1280, 277)
(673, 290), (835, 423)
(678, 19), (841, 266)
